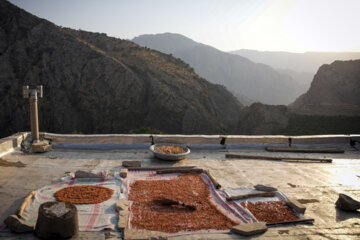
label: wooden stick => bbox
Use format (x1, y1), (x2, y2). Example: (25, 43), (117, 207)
(128, 166), (195, 171)
(205, 170), (221, 189)
(226, 191), (275, 201)
(156, 168), (203, 174)
(265, 147), (344, 154)
(225, 154), (332, 163)
(17, 191), (36, 218)
(266, 218), (314, 226)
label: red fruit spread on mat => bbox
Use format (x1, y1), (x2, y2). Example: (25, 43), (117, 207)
(54, 185), (114, 204)
(241, 201), (299, 224)
(128, 173), (237, 233)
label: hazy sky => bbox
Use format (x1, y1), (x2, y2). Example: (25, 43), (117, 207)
(9, 0), (360, 52)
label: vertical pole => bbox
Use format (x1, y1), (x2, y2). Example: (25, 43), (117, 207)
(29, 91), (40, 143)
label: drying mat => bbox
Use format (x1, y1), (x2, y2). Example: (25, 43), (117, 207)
(223, 188), (305, 223)
(1, 176), (123, 232)
(125, 170), (256, 236)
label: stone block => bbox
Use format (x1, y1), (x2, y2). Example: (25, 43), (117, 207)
(120, 169), (128, 178)
(117, 210), (129, 230)
(122, 161), (141, 167)
(231, 222), (267, 236)
(286, 198), (306, 214)
(336, 193), (360, 211)
(32, 141), (52, 153)
(75, 170), (102, 179)
(254, 184), (278, 192)
(115, 199), (129, 211)
(124, 229), (167, 240)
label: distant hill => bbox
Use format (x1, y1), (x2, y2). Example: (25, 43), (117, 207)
(0, 0), (243, 137)
(133, 33), (305, 105)
(290, 60), (360, 115)
(230, 49), (360, 74)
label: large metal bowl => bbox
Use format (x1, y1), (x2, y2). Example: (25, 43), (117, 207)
(150, 143), (190, 161)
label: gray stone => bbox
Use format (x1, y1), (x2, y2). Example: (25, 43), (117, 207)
(4, 215), (34, 233)
(231, 222), (267, 236)
(32, 141), (52, 153)
(286, 198), (306, 214)
(336, 193), (360, 211)
(115, 199), (129, 211)
(75, 170), (102, 179)
(254, 184), (278, 192)
(124, 229), (167, 240)
(120, 168), (128, 178)
(122, 161), (141, 168)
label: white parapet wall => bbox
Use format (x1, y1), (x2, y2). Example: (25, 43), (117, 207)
(0, 132), (29, 157)
(0, 132), (359, 154)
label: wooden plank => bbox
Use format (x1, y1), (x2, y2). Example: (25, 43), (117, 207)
(266, 218), (314, 226)
(128, 166), (195, 171)
(225, 154), (332, 163)
(226, 192), (275, 201)
(17, 191), (36, 218)
(265, 147), (344, 153)
(156, 168), (203, 174)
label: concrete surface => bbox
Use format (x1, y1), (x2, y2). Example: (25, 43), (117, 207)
(0, 141), (359, 239)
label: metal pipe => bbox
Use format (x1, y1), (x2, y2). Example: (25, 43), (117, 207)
(29, 91), (40, 143)
(23, 85), (42, 143)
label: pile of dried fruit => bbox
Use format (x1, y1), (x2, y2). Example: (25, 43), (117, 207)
(54, 185), (114, 204)
(155, 145), (186, 154)
(240, 201), (299, 224)
(129, 174), (236, 233)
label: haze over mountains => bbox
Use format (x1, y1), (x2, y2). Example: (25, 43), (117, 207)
(230, 49), (360, 74)
(133, 33), (306, 105)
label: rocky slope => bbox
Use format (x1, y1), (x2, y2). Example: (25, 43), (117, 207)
(290, 60), (360, 115)
(133, 33), (305, 105)
(0, 0), (243, 137)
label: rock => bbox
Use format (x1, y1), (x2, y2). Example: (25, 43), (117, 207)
(122, 161), (141, 168)
(336, 193), (360, 211)
(75, 170), (102, 179)
(124, 229), (167, 240)
(117, 210), (129, 230)
(120, 168), (128, 178)
(32, 141), (52, 153)
(35, 201), (78, 239)
(4, 215), (34, 233)
(254, 184), (278, 192)
(286, 198), (306, 214)
(290, 60), (360, 116)
(231, 222), (267, 236)
(115, 199), (129, 211)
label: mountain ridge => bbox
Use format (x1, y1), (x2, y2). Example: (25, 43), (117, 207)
(133, 33), (305, 105)
(0, 0), (243, 137)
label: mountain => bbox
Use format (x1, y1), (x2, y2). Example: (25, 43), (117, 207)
(0, 0), (243, 138)
(230, 49), (360, 74)
(290, 60), (360, 115)
(132, 33), (305, 105)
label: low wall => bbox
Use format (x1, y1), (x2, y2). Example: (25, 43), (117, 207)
(0, 132), (359, 155)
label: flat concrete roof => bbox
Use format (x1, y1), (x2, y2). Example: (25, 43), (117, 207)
(0, 133), (360, 239)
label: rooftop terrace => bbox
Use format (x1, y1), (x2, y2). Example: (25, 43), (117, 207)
(0, 132), (360, 239)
